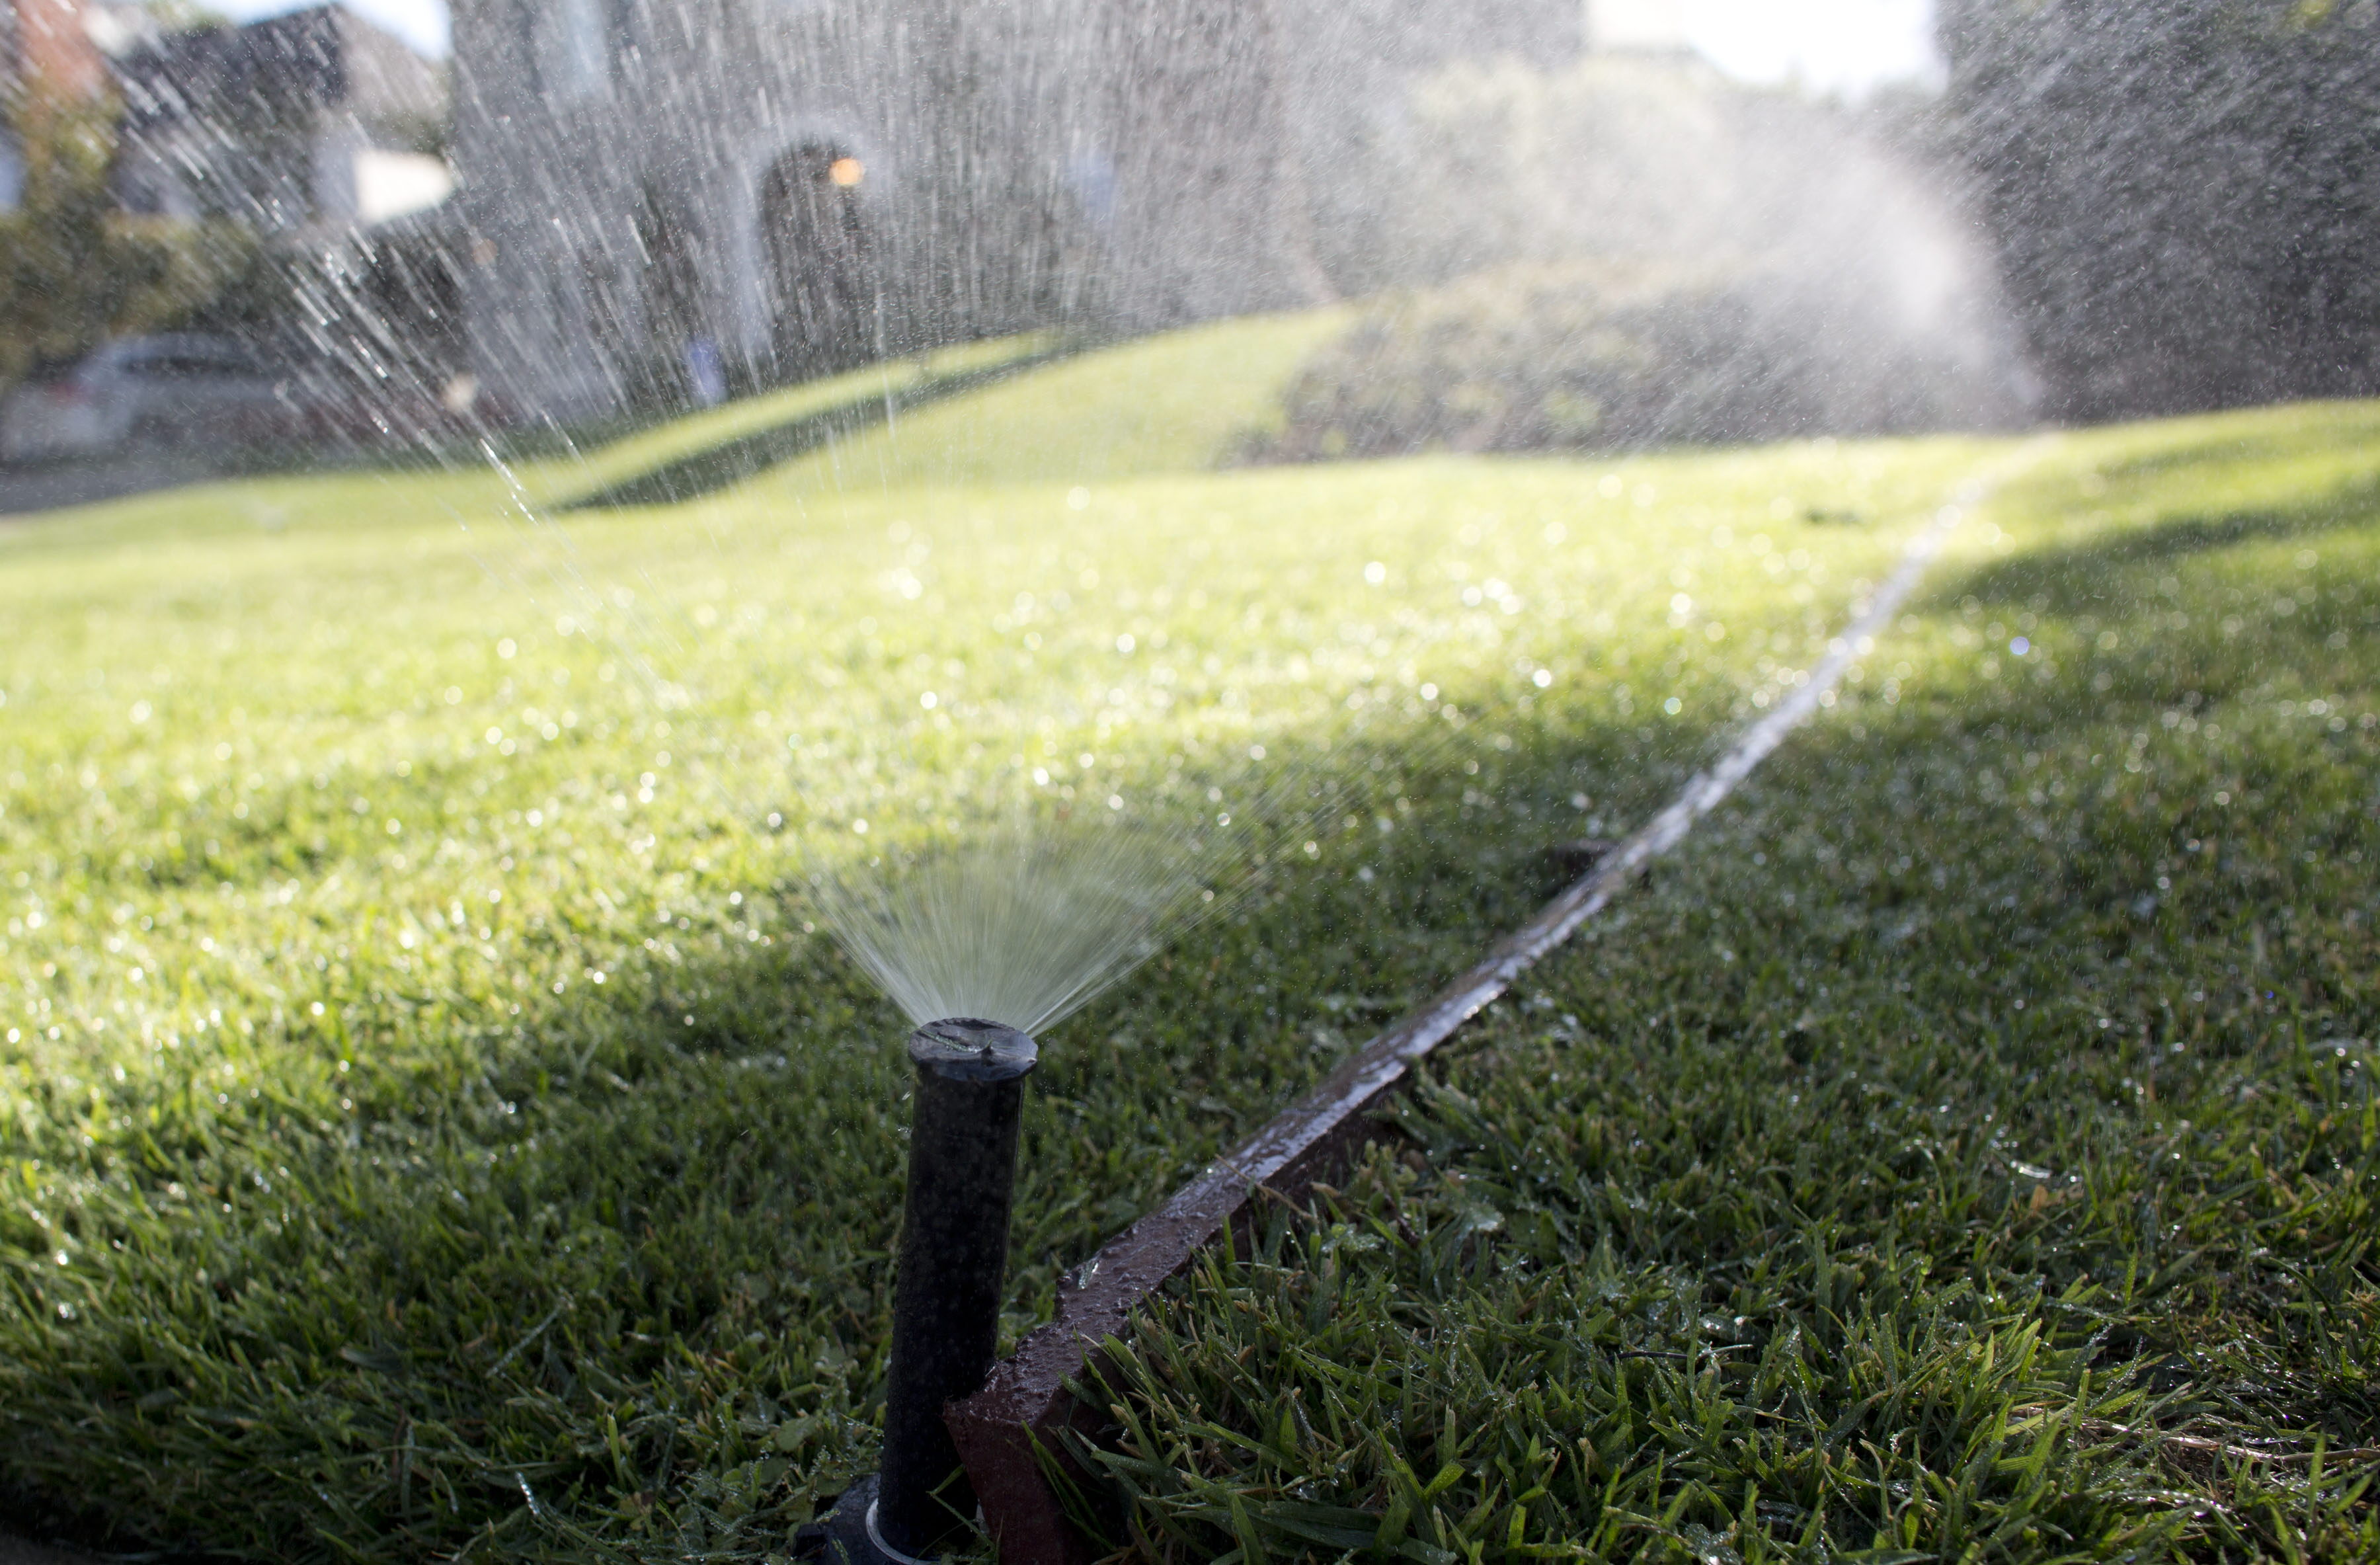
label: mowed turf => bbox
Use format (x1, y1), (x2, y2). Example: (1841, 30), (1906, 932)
(0, 313), (2373, 1561)
(1073, 411), (2380, 1564)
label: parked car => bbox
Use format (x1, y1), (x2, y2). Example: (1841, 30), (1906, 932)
(0, 335), (299, 461)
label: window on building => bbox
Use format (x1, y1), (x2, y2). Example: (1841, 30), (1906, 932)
(759, 140), (879, 381)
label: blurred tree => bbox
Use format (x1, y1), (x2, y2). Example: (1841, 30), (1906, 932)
(1939, 0), (2380, 421)
(0, 86), (257, 387)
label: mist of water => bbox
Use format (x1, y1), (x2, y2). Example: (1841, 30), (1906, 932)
(807, 819), (1203, 1035)
(793, 705), (1422, 1031)
(61, 1), (2223, 1046)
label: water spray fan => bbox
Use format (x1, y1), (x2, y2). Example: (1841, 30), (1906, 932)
(799, 1017), (1039, 1564)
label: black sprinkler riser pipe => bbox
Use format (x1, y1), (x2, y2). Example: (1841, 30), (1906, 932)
(875, 1018), (1037, 1558)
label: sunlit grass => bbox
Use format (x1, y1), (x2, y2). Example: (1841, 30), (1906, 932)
(1072, 405), (2380, 1563)
(0, 312), (2373, 1561)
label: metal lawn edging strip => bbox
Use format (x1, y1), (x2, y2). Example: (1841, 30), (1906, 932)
(944, 447), (2048, 1564)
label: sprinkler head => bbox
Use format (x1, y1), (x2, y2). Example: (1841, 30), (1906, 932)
(797, 1018), (1037, 1564)
(908, 1016), (1037, 1082)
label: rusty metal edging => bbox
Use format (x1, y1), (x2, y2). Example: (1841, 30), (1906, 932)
(945, 475), (2009, 1564)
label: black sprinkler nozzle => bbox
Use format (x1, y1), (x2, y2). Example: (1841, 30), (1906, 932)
(800, 1017), (1037, 1563)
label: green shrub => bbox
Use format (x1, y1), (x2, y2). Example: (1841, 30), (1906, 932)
(1251, 260), (2001, 461)
(1263, 54), (2030, 462)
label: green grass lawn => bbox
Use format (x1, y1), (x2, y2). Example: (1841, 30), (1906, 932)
(0, 314), (2373, 1562)
(1081, 412), (2380, 1564)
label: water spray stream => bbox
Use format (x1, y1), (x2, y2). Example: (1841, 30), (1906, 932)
(804, 747), (1364, 1035)
(808, 827), (1188, 1035)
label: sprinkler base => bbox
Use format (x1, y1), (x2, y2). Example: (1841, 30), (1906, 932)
(793, 1476), (934, 1565)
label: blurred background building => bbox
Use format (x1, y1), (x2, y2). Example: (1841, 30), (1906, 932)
(0, 0), (461, 430)
(447, 0), (1599, 421)
(5, 0), (2376, 443)
(108, 3), (449, 234)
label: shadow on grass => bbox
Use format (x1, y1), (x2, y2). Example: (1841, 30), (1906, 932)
(1054, 647), (2380, 1564)
(32, 458), (2377, 1562)
(1891, 468), (2376, 942)
(1949, 475), (2380, 617)
(558, 352), (1068, 512)
(3, 702), (1707, 1562)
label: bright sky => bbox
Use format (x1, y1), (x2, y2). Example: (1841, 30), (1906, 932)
(205, 0), (1942, 95)
(214, 0), (448, 55)
(1686, 0), (1942, 96)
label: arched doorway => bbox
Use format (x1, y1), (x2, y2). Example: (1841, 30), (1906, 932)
(758, 141), (878, 381)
